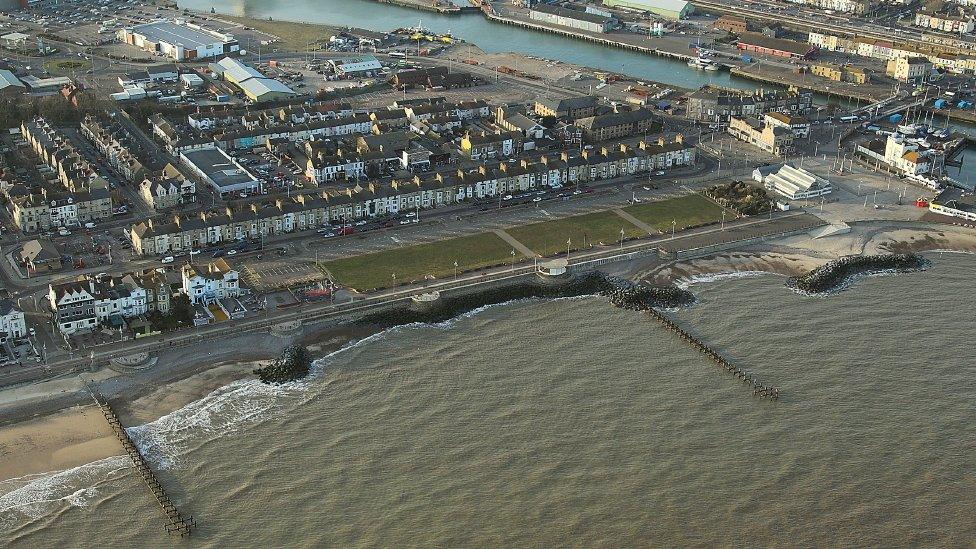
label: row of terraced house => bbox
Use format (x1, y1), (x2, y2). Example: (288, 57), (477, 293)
(129, 137), (695, 256)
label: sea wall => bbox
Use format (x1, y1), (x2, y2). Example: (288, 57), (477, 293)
(786, 253), (929, 294)
(357, 272), (694, 328)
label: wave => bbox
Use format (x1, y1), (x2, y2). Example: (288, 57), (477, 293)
(785, 268), (915, 298)
(0, 456), (129, 531)
(675, 270), (773, 289)
(0, 294), (594, 533)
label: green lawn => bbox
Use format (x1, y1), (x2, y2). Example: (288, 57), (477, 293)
(324, 233), (517, 291)
(42, 59), (91, 75)
(505, 211), (645, 255)
(622, 194), (725, 233)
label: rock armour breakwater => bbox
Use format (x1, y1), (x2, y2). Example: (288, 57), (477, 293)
(358, 272), (694, 328)
(358, 273), (776, 399)
(787, 253), (929, 295)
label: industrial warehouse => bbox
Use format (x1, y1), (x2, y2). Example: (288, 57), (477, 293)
(118, 19), (240, 61)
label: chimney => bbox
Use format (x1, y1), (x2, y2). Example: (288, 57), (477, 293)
(600, 146), (610, 156)
(561, 151), (569, 162)
(675, 133), (684, 144)
(657, 136), (665, 146)
(619, 144), (628, 153)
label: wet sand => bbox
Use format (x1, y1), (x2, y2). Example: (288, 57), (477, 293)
(0, 321), (378, 482)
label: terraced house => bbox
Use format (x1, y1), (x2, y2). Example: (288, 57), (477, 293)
(129, 137), (695, 256)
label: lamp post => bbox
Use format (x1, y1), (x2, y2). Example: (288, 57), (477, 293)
(671, 220), (676, 239)
(510, 249), (516, 272)
(453, 260), (458, 280)
(619, 227), (625, 252)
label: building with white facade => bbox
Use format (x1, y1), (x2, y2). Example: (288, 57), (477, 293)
(753, 163), (832, 200)
(0, 300), (27, 341)
(329, 56), (383, 78)
(929, 188), (976, 221)
(182, 259), (241, 305)
(118, 20), (239, 61)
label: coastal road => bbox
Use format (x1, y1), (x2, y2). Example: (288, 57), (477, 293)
(0, 208), (818, 390)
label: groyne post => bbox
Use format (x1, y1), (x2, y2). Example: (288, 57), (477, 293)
(83, 381), (197, 537)
(645, 308), (780, 400)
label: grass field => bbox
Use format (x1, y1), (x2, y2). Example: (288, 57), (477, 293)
(42, 59), (91, 75)
(505, 211), (644, 255)
(222, 15), (336, 52)
(622, 194), (725, 233)
(324, 233), (518, 291)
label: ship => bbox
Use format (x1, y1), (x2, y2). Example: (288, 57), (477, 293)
(687, 55), (720, 71)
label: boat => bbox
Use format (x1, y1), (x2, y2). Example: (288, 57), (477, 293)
(687, 55), (720, 71)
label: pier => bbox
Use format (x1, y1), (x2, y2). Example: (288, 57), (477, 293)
(645, 309), (780, 400)
(84, 381), (196, 537)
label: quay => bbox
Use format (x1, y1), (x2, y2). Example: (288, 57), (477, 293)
(367, 0), (475, 14)
(645, 309), (780, 400)
(729, 66), (883, 104)
(481, 8), (700, 64)
(84, 381), (196, 537)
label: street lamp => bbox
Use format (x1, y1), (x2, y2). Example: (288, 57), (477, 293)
(453, 260), (458, 280)
(510, 249), (516, 272)
(671, 220), (676, 239)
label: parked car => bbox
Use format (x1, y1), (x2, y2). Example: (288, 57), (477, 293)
(161, 256), (174, 264)
(227, 249), (238, 256)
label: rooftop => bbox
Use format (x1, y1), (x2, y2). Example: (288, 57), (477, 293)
(129, 20), (233, 49)
(182, 148), (260, 191)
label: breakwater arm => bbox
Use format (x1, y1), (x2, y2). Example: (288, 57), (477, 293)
(357, 272), (777, 400)
(787, 253), (929, 295)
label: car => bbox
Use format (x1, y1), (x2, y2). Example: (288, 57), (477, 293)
(502, 194), (513, 201)
(190, 249), (201, 256)
(532, 196), (542, 202)
(58, 228), (71, 236)
(354, 220), (367, 226)
(227, 249), (238, 256)
(573, 190), (582, 195)
(161, 256), (174, 264)
(643, 186), (651, 191)
(399, 219), (411, 225)
(654, 171), (666, 176)
(405, 211), (416, 217)
(212, 250), (226, 258)
(29, 327), (36, 337)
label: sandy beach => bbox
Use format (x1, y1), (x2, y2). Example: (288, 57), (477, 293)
(0, 319), (377, 483)
(647, 222), (976, 286)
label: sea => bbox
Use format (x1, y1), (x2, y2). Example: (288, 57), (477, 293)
(1, 252), (973, 547)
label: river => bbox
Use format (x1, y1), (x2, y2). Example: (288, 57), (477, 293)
(1, 252), (974, 546)
(177, 0), (759, 91)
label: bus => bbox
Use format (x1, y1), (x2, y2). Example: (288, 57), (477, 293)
(839, 115), (859, 123)
(388, 51), (407, 59)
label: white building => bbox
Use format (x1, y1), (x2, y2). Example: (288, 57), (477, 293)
(753, 163), (832, 200)
(764, 112), (810, 139)
(118, 20), (239, 61)
(182, 259), (241, 305)
(329, 56), (383, 78)
(0, 300), (27, 341)
(929, 188), (976, 221)
(884, 135), (931, 176)
(48, 275), (150, 336)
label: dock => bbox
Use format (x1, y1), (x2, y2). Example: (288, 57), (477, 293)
(84, 381), (197, 537)
(646, 309), (780, 400)
(482, 9), (703, 64)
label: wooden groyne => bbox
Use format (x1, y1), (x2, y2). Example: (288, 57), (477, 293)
(645, 309), (780, 400)
(84, 382), (196, 537)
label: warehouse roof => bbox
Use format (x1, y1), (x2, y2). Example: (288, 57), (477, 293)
(238, 77), (297, 99)
(129, 20), (232, 49)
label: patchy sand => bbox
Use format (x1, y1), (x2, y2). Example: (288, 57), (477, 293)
(0, 406), (119, 481)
